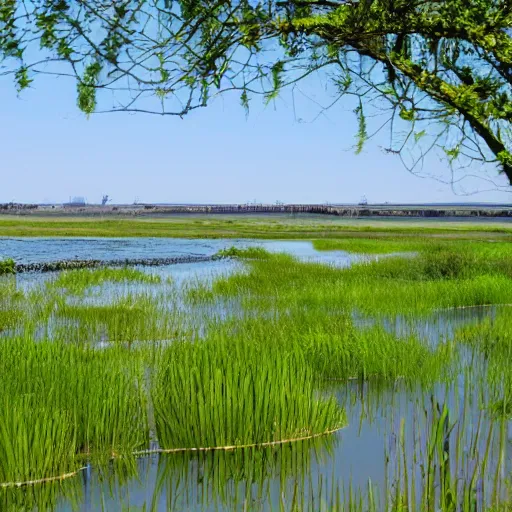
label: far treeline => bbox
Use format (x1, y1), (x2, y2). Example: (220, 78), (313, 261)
(2, 1), (512, 183)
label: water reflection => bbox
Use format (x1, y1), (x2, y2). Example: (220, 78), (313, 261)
(0, 238), (362, 267)
(354, 305), (502, 348)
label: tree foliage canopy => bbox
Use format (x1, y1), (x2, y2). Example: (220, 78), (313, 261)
(2, 0), (512, 184)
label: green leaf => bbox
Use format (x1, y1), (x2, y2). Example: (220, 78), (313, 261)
(399, 107), (416, 122)
(240, 90), (250, 116)
(354, 100), (367, 155)
(77, 62), (102, 115)
(414, 130), (426, 142)
(444, 146), (460, 161)
(265, 61), (285, 104)
(14, 67), (32, 92)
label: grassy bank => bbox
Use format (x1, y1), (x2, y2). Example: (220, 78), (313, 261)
(1, 214), (512, 239)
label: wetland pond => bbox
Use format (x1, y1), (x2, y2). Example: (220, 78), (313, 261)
(0, 237), (511, 511)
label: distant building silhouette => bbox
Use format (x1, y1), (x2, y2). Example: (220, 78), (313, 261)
(64, 196), (86, 207)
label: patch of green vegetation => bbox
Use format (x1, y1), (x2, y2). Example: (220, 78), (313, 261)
(0, 309), (20, 333)
(200, 250), (455, 384)
(1, 215), (512, 240)
(0, 279), (23, 333)
(343, 244), (512, 313)
(153, 337), (345, 450)
(457, 308), (512, 416)
(56, 294), (182, 345)
(210, 312), (452, 385)
(49, 267), (161, 295)
(4, 233), (512, 510)
(0, 262), (348, 487)
(0, 259), (15, 275)
(313, 237), (426, 254)
(0, 339), (148, 484)
(210, 243), (512, 316)
(215, 246), (270, 259)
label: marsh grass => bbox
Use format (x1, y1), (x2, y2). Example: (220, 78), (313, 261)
(152, 338), (346, 450)
(206, 312), (453, 385)
(0, 259), (15, 275)
(0, 339), (148, 484)
(2, 215), (512, 239)
(215, 246), (270, 259)
(0, 278), (24, 334)
(48, 267), (161, 296)
(457, 308), (512, 418)
(3, 237), (512, 510)
(84, 373), (510, 512)
(56, 294), (183, 345)
(0, 264), (347, 494)
(313, 237), (427, 254)
(209, 245), (512, 316)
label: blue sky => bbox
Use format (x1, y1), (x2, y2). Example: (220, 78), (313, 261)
(1, 73), (511, 205)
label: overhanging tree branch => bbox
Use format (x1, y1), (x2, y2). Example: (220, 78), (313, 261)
(2, 0), (512, 186)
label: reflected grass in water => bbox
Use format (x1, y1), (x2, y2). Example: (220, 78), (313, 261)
(49, 267), (162, 296)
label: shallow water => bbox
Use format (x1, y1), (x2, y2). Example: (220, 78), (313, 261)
(3, 238), (363, 294)
(354, 305), (502, 348)
(1, 238), (510, 511)
(45, 374), (508, 511)
(0, 237), (361, 266)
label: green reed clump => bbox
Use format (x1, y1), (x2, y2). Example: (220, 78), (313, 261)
(346, 247), (476, 282)
(184, 281), (218, 304)
(320, 245), (512, 314)
(206, 247), (512, 317)
(152, 337), (345, 450)
(0, 259), (15, 276)
(457, 311), (511, 358)
(313, 238), (427, 254)
(216, 246), (271, 259)
(53, 292), (184, 345)
(0, 310), (19, 333)
(347, 242), (512, 279)
(303, 324), (451, 384)
(210, 310), (452, 385)
(457, 309), (512, 416)
(0, 278), (24, 333)
(0, 338), (148, 484)
(0, 397), (77, 484)
(343, 273), (512, 315)
(211, 252), (337, 301)
(48, 267), (161, 295)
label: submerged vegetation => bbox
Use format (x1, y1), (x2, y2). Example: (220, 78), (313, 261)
(2, 232), (512, 510)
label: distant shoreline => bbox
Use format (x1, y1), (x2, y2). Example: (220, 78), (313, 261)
(2, 203), (512, 219)
(2, 212), (512, 239)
